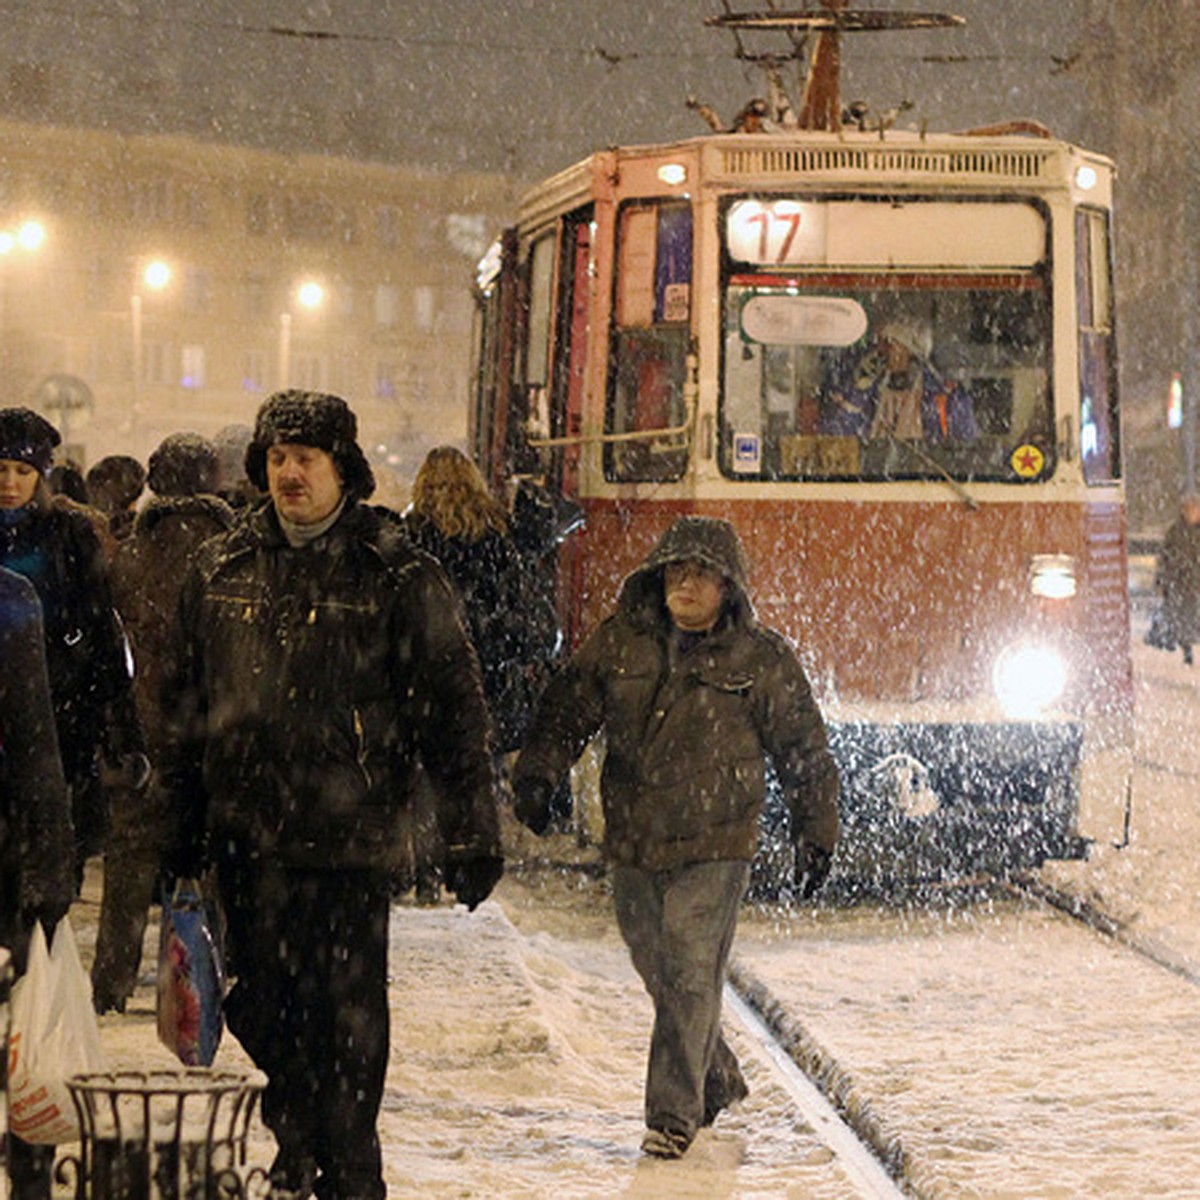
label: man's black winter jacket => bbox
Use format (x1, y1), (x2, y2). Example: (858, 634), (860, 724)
(162, 503), (499, 872)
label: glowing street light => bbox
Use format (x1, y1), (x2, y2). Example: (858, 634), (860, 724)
(17, 220), (45, 251)
(142, 259), (171, 291)
(0, 218), (47, 256)
(279, 278), (327, 388)
(296, 279), (325, 309)
(130, 257), (174, 432)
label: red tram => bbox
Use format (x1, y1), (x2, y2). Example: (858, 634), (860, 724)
(470, 6), (1134, 884)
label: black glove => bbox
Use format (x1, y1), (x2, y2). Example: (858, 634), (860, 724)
(103, 750), (152, 791)
(444, 855), (504, 912)
(513, 777), (555, 836)
(794, 843), (833, 900)
(20, 867), (74, 937)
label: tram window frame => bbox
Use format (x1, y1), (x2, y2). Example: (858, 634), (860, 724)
(716, 194), (1057, 485)
(1076, 207), (1121, 485)
(604, 199), (693, 484)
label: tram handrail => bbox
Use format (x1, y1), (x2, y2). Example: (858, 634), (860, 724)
(524, 405), (694, 450)
(526, 351), (699, 451)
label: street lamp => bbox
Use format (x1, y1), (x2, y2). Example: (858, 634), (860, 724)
(130, 258), (171, 433)
(0, 218), (47, 385)
(278, 278), (326, 389)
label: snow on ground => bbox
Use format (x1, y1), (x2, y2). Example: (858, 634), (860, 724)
(68, 870), (859, 1198)
(12, 617), (1199, 1198)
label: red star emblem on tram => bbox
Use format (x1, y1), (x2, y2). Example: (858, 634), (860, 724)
(1011, 444), (1045, 478)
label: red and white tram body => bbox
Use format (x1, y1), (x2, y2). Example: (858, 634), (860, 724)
(471, 122), (1133, 880)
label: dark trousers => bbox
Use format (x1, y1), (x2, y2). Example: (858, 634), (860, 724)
(612, 860), (749, 1140)
(91, 783), (159, 1010)
(217, 855), (390, 1200)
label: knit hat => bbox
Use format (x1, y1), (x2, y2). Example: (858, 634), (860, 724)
(879, 318), (932, 361)
(0, 407), (60, 475)
(245, 390), (375, 502)
(147, 432), (219, 497)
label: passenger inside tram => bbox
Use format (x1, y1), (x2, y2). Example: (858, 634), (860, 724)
(820, 317), (978, 445)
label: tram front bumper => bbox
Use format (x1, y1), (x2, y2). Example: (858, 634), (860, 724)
(824, 719), (1085, 886)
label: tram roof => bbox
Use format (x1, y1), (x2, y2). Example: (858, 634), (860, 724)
(516, 126), (1114, 232)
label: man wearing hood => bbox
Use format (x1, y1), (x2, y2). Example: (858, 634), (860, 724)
(513, 515), (839, 1159)
(161, 391), (502, 1200)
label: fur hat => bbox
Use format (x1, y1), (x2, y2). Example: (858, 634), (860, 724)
(245, 390), (375, 502)
(147, 433), (219, 497)
(0, 407), (60, 475)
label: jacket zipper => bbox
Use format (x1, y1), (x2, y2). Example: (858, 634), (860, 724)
(353, 707), (374, 789)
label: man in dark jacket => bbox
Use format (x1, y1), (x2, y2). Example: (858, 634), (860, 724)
(92, 433), (236, 1013)
(1158, 493), (1200, 666)
(161, 391), (503, 1200)
(0, 565), (74, 1200)
(513, 516), (839, 1160)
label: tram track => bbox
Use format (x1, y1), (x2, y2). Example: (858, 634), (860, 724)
(726, 957), (929, 1199)
(725, 865), (1200, 1200)
(1003, 872), (1200, 988)
(723, 978), (910, 1200)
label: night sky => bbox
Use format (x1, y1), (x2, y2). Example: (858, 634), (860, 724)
(2, 2), (1099, 181)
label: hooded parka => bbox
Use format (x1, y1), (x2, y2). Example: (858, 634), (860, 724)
(515, 516), (838, 869)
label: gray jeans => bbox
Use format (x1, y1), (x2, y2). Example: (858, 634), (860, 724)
(612, 860), (749, 1139)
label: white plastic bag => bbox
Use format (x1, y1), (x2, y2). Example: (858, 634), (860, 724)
(8, 917), (107, 1143)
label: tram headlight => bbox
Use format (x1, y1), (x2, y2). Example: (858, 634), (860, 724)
(1030, 553), (1077, 599)
(992, 643), (1068, 717)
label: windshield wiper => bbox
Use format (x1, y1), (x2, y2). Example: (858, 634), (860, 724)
(883, 432), (979, 511)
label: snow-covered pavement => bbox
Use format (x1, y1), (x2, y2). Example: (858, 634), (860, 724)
(22, 624), (1200, 1198)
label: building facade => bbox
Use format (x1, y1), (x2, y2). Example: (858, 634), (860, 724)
(1081, 1), (1200, 531)
(0, 119), (515, 488)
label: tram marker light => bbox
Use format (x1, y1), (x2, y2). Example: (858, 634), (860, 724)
(1168, 372), (1183, 430)
(657, 163), (688, 186)
(1030, 554), (1077, 599)
(1074, 164), (1098, 191)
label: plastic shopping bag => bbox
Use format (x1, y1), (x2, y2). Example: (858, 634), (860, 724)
(156, 878), (225, 1067)
(7, 917), (108, 1144)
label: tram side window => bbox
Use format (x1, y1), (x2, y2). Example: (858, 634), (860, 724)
(1077, 208), (1120, 484)
(512, 233), (558, 472)
(605, 201), (693, 482)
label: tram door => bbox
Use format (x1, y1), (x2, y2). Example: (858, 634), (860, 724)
(540, 208), (592, 648)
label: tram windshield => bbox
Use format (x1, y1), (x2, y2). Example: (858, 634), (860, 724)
(719, 197), (1054, 483)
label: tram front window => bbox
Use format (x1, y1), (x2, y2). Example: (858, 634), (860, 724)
(720, 274), (1052, 482)
(718, 196), (1054, 484)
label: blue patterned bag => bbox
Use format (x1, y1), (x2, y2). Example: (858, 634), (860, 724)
(156, 878), (225, 1067)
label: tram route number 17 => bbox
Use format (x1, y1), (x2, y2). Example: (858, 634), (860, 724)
(726, 199), (823, 267)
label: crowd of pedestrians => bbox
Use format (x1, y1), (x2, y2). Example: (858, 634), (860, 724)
(0, 388), (849, 1198)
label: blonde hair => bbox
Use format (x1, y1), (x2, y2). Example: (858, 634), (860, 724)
(410, 446), (509, 542)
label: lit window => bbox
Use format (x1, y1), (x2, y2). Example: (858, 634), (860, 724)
(242, 350), (267, 392)
(374, 284), (400, 328)
(181, 345), (205, 390)
(376, 361), (397, 399)
(414, 286), (435, 333)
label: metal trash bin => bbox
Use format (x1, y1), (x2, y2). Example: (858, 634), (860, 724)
(60, 1069), (266, 1200)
